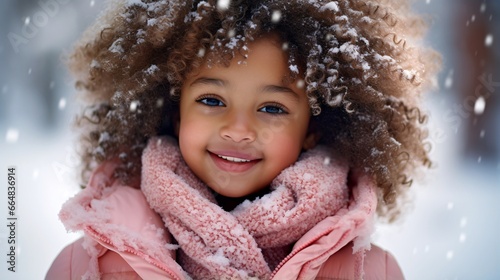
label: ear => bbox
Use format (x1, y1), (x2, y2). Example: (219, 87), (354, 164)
(302, 117), (321, 150)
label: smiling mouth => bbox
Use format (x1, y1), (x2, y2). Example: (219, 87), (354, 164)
(208, 152), (261, 173)
(216, 154), (252, 163)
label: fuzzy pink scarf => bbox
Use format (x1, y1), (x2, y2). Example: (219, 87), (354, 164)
(141, 136), (364, 279)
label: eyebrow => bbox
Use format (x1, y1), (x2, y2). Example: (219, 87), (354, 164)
(190, 77), (300, 101)
(261, 85), (300, 102)
(190, 77), (226, 87)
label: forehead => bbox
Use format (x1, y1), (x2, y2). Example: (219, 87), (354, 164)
(186, 34), (297, 84)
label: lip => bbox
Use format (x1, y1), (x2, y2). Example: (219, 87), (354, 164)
(208, 151), (261, 173)
(209, 150), (260, 161)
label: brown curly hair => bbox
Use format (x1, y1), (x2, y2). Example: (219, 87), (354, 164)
(69, 0), (440, 221)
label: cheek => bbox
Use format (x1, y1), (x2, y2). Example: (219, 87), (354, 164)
(267, 116), (309, 161)
(267, 132), (304, 165)
(178, 118), (208, 152)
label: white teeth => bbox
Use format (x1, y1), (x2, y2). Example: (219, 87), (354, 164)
(217, 155), (251, 163)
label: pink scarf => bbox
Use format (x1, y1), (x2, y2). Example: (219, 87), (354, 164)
(141, 136), (364, 279)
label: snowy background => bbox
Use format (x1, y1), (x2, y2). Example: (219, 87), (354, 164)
(0, 0), (499, 279)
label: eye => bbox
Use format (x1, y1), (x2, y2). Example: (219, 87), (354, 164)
(258, 103), (288, 115)
(196, 96), (225, 107)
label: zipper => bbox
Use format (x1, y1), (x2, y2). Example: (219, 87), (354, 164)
(270, 227), (349, 279)
(85, 226), (183, 280)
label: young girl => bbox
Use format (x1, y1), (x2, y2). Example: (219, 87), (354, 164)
(47, 0), (439, 279)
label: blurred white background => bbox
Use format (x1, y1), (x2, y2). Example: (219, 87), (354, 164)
(0, 0), (499, 279)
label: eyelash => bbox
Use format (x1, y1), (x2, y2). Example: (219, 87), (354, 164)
(259, 102), (288, 115)
(195, 94), (224, 107)
(195, 94), (289, 115)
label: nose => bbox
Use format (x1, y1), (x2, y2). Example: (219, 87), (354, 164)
(220, 110), (257, 143)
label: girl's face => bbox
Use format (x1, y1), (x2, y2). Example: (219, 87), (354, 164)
(178, 34), (312, 198)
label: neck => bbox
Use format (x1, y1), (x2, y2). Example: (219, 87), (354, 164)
(214, 187), (271, 212)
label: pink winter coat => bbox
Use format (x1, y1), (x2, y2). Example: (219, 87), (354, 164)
(46, 162), (404, 280)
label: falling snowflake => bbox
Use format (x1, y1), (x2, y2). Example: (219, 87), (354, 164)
(446, 250), (454, 260)
(323, 157), (331, 165)
(24, 17), (30, 26)
(459, 233), (466, 243)
(426, 0), (431, 4)
(271, 10), (282, 23)
(480, 130), (485, 138)
(480, 3), (486, 13)
(460, 217), (467, 228)
(474, 96), (485, 115)
(6, 129), (19, 143)
(282, 42), (289, 51)
(90, 0), (95, 7)
(447, 202), (454, 210)
(217, 0), (230, 11)
(156, 98), (164, 108)
(28, 68), (32, 75)
(296, 79), (305, 89)
(33, 169), (39, 179)
(485, 34), (493, 47)
(58, 98), (66, 110)
(444, 70), (454, 89)
(197, 48), (206, 57)
(130, 100), (139, 112)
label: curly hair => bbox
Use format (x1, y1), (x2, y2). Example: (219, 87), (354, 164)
(68, 0), (440, 221)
